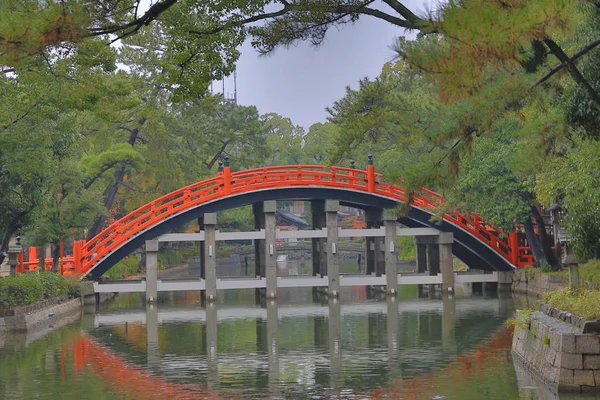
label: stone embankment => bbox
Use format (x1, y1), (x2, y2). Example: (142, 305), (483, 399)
(512, 309), (600, 393)
(512, 269), (568, 297)
(511, 268), (600, 394)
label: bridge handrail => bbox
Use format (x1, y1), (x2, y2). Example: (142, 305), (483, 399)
(70, 165), (520, 276)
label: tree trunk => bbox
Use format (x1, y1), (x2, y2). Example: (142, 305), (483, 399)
(523, 218), (545, 268)
(51, 243), (60, 272)
(531, 205), (560, 270)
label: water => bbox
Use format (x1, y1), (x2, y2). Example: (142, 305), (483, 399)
(0, 288), (598, 399)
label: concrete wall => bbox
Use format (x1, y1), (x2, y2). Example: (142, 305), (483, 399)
(512, 269), (569, 297)
(0, 298), (82, 335)
(512, 311), (600, 393)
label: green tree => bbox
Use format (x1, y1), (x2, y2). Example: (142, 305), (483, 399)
(536, 136), (600, 259)
(262, 113), (305, 165)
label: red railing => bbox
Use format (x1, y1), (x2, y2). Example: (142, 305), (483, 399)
(18, 164), (531, 276)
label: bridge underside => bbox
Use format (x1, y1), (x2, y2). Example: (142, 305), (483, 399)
(86, 187), (513, 280)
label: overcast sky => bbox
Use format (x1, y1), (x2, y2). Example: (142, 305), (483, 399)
(217, 0), (429, 129)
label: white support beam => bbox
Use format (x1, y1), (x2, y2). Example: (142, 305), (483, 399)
(454, 271), (498, 283)
(217, 230), (265, 241)
(94, 281), (146, 293)
(276, 229), (327, 239)
(277, 276), (328, 288)
(338, 227), (386, 238)
(158, 232), (205, 242)
(397, 273), (443, 285)
(340, 274), (386, 287)
(216, 277), (266, 289)
(396, 227), (441, 237)
(158, 280), (205, 291)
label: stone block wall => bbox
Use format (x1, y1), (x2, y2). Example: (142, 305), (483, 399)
(512, 311), (600, 393)
(512, 269), (568, 297)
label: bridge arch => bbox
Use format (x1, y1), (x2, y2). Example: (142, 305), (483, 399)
(76, 165), (520, 280)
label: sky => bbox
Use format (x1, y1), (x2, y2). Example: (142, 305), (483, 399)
(216, 0), (429, 129)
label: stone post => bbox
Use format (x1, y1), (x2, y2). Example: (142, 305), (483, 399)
(328, 298), (342, 392)
(568, 264), (580, 289)
(206, 301), (218, 389)
(266, 300), (279, 388)
(263, 201), (277, 299)
(497, 271), (513, 292)
(386, 296), (399, 365)
(439, 232), (454, 293)
(145, 239), (158, 303)
(8, 245), (21, 277)
(442, 294), (456, 352)
(146, 303), (160, 369)
(365, 208), (383, 276)
(202, 213), (217, 301)
(384, 212), (398, 295)
(326, 200), (340, 297)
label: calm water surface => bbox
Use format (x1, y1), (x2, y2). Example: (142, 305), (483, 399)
(1, 287), (598, 400)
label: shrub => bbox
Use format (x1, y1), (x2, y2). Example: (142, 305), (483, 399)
(0, 274), (44, 307)
(0, 272), (82, 307)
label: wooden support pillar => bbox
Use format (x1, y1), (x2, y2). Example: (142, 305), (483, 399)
(326, 200), (340, 297)
(253, 203), (266, 278)
(384, 212), (398, 295)
(145, 240), (158, 303)
(415, 242), (427, 273)
(428, 243), (440, 276)
(263, 201), (277, 299)
(202, 213), (217, 301)
(365, 208), (382, 276)
(439, 232), (454, 293)
(311, 200), (326, 277)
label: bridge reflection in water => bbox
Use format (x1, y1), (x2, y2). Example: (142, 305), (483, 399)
(62, 290), (519, 399)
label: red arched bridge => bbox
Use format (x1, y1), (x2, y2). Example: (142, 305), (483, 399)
(17, 163), (533, 279)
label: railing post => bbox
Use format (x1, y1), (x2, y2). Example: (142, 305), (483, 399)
(508, 231), (519, 266)
(349, 160), (356, 186)
(73, 240), (82, 275)
(366, 155), (375, 192)
(17, 249), (24, 273)
(222, 157), (231, 194)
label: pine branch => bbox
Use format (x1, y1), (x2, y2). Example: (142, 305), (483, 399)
(88, 0), (178, 37)
(534, 37), (600, 87)
(543, 37), (600, 107)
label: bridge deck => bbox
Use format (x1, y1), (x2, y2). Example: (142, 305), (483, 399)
(94, 272), (498, 293)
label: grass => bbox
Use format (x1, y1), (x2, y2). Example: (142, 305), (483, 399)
(505, 308), (533, 331)
(579, 259), (600, 287)
(542, 287), (600, 320)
